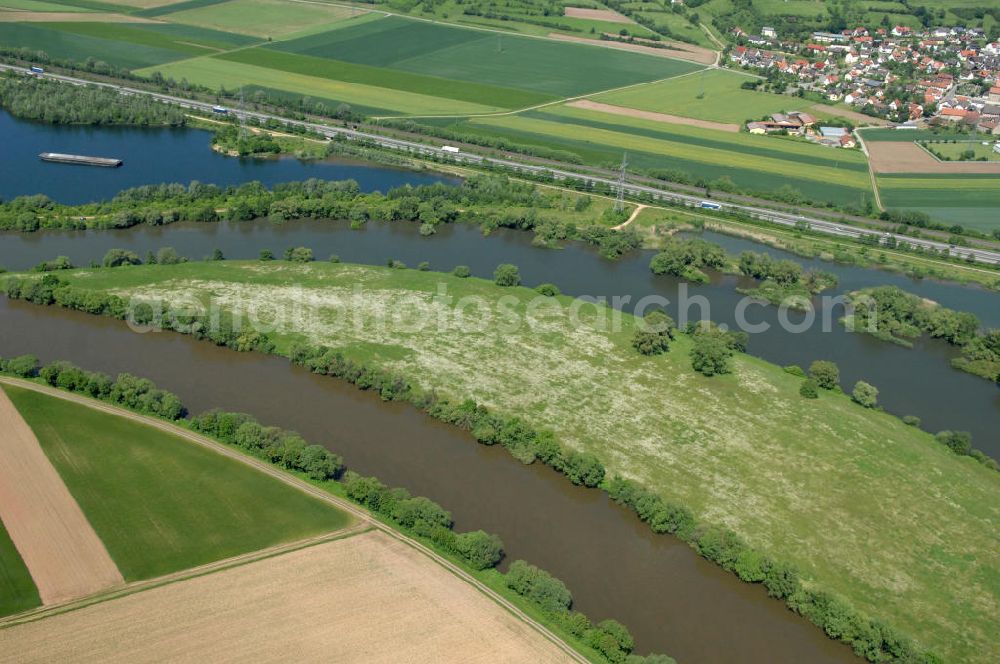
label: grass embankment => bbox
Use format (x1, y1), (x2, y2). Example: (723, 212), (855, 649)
(0, 519), (40, 617)
(3, 384), (351, 580)
(32, 259), (1000, 663)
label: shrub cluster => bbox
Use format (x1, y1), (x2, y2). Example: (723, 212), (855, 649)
(648, 238), (726, 284)
(1, 356), (185, 421)
(191, 409), (343, 481)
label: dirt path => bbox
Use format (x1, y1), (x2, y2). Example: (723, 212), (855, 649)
(0, 378), (588, 664)
(567, 99), (740, 132)
(613, 203), (647, 230)
(0, 388), (123, 605)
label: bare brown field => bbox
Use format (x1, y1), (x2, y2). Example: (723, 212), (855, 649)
(563, 6), (630, 23)
(547, 32), (716, 65)
(0, 530), (573, 664)
(567, 99), (739, 132)
(867, 141), (1000, 173)
(0, 10), (156, 21)
(0, 389), (123, 606)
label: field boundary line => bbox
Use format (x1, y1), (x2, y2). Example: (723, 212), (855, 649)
(0, 378), (589, 664)
(0, 522), (371, 629)
(371, 66), (708, 121)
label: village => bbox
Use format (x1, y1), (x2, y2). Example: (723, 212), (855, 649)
(728, 22), (1000, 140)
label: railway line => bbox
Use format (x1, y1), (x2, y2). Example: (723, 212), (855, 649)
(6, 62), (999, 266)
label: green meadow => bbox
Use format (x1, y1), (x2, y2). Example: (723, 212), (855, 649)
(140, 56), (503, 115)
(4, 384), (351, 581)
(0, 518), (39, 618)
(161, 0), (364, 37)
(0, 22), (190, 69)
(33, 259), (1000, 664)
(269, 15), (699, 97)
(217, 48), (554, 110)
(592, 68), (798, 124)
(878, 173), (1000, 231)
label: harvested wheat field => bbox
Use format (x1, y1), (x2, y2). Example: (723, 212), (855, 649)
(0, 389), (122, 606)
(0, 530), (573, 664)
(563, 6), (630, 23)
(568, 99), (739, 132)
(867, 141), (1000, 173)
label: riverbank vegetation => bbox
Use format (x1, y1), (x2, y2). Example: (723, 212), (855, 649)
(844, 286), (1000, 385)
(0, 175), (645, 260)
(735, 250), (839, 308)
(5, 260), (998, 663)
(0, 358), (673, 664)
(0, 72), (186, 127)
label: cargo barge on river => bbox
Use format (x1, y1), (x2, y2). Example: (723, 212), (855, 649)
(39, 152), (123, 167)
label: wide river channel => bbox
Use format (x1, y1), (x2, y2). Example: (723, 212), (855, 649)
(2, 114), (998, 662)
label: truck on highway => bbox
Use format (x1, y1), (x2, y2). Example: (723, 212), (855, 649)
(212, 105), (229, 115)
(699, 201), (722, 210)
(29, 66), (44, 75)
(441, 145), (460, 153)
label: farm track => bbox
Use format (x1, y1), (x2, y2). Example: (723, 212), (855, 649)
(0, 377), (588, 664)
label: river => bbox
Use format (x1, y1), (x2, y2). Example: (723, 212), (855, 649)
(1, 113), (997, 662)
(0, 110), (456, 205)
(2, 218), (998, 454)
(0, 297), (856, 664)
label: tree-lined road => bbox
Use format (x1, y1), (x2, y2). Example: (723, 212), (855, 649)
(6, 63), (999, 266)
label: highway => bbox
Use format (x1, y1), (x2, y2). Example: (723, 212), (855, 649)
(7, 63), (1000, 266)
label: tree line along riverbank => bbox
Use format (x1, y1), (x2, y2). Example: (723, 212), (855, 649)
(4, 258), (997, 663)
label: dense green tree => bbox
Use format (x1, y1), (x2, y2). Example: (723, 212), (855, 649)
(505, 560), (572, 612)
(851, 381), (879, 408)
(452, 265), (471, 278)
(935, 430), (973, 456)
(454, 530), (504, 570)
(284, 246), (314, 263)
(562, 451), (605, 487)
(690, 332), (733, 376)
(493, 263), (521, 287)
(799, 379), (819, 399)
(102, 248), (141, 268)
(809, 360), (840, 390)
(632, 310), (675, 356)
(535, 283), (560, 297)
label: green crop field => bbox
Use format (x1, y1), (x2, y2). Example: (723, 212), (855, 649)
(439, 103), (872, 205)
(592, 69), (805, 124)
(162, 0), (366, 37)
(878, 173), (1000, 231)
(0, 518), (39, 618)
(37, 21), (256, 57)
(217, 48), (555, 110)
(35, 259), (1000, 664)
(0, 0), (95, 11)
(0, 22), (197, 69)
(4, 384), (351, 581)
(925, 140), (1000, 162)
(139, 56), (504, 115)
(270, 15), (700, 97)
